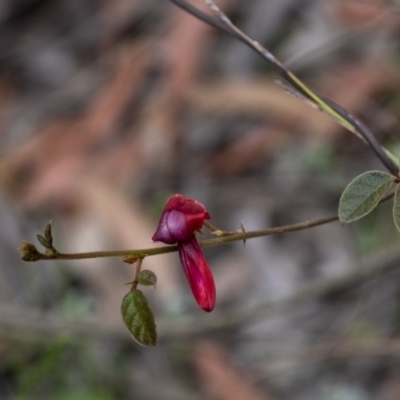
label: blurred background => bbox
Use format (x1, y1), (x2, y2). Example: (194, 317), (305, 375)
(1, 0), (400, 399)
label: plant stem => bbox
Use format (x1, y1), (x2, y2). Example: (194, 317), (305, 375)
(170, 0), (399, 176)
(26, 214), (338, 262)
(131, 258), (143, 290)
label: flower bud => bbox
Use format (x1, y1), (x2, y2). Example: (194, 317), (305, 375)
(152, 194), (216, 311)
(152, 194), (210, 244)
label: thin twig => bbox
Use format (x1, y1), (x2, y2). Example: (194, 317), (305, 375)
(204, 0), (399, 174)
(21, 214), (338, 262)
(5, 244), (400, 342)
(21, 187), (395, 263)
(21, 184), (396, 262)
(169, 0), (399, 175)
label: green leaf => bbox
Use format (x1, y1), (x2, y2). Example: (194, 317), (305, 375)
(138, 270), (157, 288)
(121, 289), (157, 346)
(393, 184), (400, 232)
(44, 221), (53, 245)
(339, 170), (394, 223)
(36, 234), (49, 248)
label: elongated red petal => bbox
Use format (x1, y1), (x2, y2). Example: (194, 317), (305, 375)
(178, 236), (216, 312)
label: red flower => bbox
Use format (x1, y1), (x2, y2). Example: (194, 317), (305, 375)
(152, 194), (216, 312)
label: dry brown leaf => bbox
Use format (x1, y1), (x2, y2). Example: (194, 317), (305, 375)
(331, 0), (387, 26)
(206, 124), (289, 176)
(323, 62), (397, 112)
(194, 340), (274, 400)
(1, 41), (148, 208)
(187, 79), (337, 134)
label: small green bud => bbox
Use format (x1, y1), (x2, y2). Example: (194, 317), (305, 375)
(36, 234), (49, 248)
(138, 270), (157, 288)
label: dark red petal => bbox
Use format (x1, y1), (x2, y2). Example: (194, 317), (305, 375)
(184, 212), (208, 232)
(177, 198), (207, 215)
(164, 194), (186, 212)
(165, 194), (208, 215)
(178, 236), (216, 312)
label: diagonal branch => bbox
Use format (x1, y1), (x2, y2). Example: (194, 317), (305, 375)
(168, 0), (399, 175)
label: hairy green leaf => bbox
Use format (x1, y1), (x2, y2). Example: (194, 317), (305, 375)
(339, 170), (394, 223)
(121, 290), (157, 346)
(138, 270), (157, 288)
(393, 184), (400, 233)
